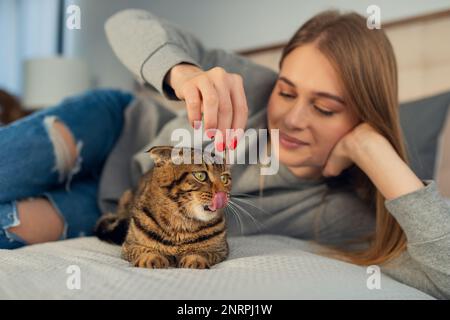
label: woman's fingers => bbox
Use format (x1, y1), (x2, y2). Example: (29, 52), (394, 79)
(229, 74), (248, 149)
(197, 76), (219, 139)
(214, 75), (234, 152)
(183, 83), (202, 129)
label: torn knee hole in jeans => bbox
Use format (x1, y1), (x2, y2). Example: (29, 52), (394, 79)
(43, 116), (83, 192)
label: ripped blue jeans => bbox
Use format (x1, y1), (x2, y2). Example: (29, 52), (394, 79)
(0, 89), (134, 249)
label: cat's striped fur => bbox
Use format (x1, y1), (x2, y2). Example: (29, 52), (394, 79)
(94, 146), (231, 269)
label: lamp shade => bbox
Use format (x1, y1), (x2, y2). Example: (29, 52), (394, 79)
(23, 57), (91, 110)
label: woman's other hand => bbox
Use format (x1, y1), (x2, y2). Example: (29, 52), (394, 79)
(322, 122), (424, 200)
(321, 122), (383, 177)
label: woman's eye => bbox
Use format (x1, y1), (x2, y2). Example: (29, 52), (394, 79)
(220, 174), (230, 184)
(278, 91), (296, 99)
(278, 91), (334, 116)
(314, 105), (334, 117)
(193, 171), (207, 181)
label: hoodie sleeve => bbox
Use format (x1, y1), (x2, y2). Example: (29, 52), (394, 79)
(381, 179), (450, 299)
(104, 8), (277, 112)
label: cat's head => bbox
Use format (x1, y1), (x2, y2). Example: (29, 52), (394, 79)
(147, 146), (232, 222)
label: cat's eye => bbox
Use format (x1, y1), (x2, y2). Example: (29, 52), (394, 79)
(220, 174), (230, 185)
(192, 171), (207, 182)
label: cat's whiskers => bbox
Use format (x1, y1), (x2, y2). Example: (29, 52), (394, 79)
(231, 197), (272, 217)
(227, 200), (267, 233)
(224, 205), (245, 235)
(228, 201), (266, 231)
(230, 192), (260, 198)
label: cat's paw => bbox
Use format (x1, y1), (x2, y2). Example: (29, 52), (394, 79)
(178, 254), (210, 269)
(133, 253), (170, 269)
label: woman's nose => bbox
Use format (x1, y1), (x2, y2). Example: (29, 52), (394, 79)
(284, 100), (310, 129)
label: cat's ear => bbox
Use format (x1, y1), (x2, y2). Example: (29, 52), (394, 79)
(146, 146), (176, 166)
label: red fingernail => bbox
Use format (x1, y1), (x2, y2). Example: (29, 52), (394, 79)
(217, 142), (225, 152)
(229, 137), (238, 150)
(207, 131), (215, 139)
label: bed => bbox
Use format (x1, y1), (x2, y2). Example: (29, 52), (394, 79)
(0, 235), (434, 299)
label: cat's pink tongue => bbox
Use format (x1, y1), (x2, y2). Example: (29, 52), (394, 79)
(209, 192), (228, 211)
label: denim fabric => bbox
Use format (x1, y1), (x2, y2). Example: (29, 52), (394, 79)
(0, 89), (134, 249)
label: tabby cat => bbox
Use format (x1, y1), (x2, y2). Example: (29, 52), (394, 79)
(94, 145), (231, 269)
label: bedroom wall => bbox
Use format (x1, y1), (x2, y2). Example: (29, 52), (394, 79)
(62, 0), (450, 91)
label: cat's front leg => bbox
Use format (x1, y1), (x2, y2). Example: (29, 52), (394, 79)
(177, 249), (228, 269)
(177, 254), (210, 269)
(201, 248), (229, 267)
(122, 244), (171, 269)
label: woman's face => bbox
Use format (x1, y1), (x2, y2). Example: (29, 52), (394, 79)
(267, 43), (360, 179)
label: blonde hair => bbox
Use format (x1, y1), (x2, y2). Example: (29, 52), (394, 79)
(270, 10), (409, 266)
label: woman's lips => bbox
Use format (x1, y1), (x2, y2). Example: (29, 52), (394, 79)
(279, 131), (309, 149)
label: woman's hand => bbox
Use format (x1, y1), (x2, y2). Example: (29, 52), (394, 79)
(321, 122), (382, 177)
(322, 122), (424, 200)
(165, 63), (249, 151)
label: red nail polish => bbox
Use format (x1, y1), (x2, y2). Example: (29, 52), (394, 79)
(229, 137), (238, 150)
(207, 131), (215, 139)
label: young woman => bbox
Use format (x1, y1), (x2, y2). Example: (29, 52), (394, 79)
(0, 9), (448, 299)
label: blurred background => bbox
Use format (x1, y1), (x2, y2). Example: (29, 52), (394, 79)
(0, 0), (449, 197)
(1, 0), (450, 104)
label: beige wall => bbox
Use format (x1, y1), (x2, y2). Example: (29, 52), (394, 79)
(245, 13), (450, 103)
(387, 16), (450, 102)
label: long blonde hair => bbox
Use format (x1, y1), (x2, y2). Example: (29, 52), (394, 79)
(277, 10), (408, 266)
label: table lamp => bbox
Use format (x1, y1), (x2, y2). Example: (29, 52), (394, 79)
(23, 57), (91, 110)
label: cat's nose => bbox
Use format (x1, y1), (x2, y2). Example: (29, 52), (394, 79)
(212, 191), (228, 210)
